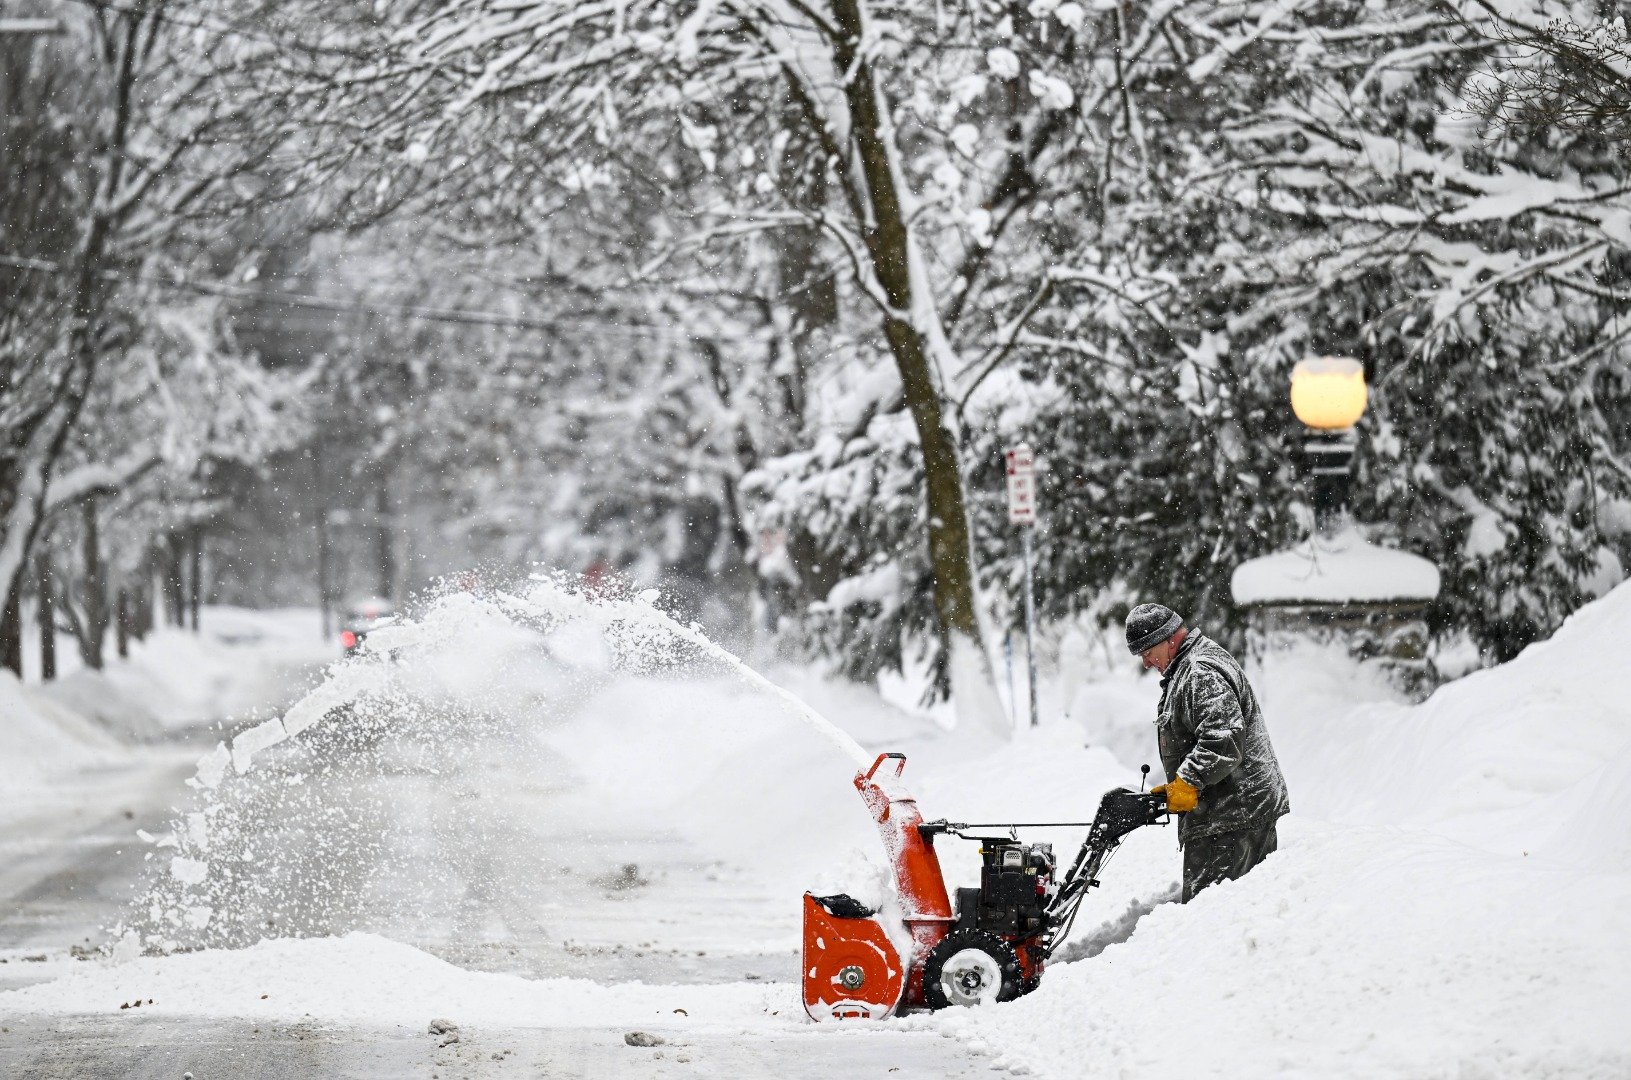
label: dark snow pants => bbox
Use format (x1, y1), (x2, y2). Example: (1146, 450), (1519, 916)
(1181, 819), (1278, 903)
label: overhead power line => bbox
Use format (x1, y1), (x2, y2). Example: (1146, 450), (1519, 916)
(62, 0), (363, 58)
(0, 18), (65, 34)
(0, 252), (731, 343)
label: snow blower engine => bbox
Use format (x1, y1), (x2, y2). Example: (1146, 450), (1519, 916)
(802, 752), (1168, 1020)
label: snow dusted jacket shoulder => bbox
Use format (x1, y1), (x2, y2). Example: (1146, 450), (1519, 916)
(1156, 633), (1290, 841)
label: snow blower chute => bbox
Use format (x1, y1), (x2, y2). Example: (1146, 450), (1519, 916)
(802, 752), (1168, 1020)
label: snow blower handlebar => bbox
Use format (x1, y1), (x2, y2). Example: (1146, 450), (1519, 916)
(1041, 787), (1169, 956)
(917, 785), (1170, 841)
(920, 820), (1098, 836)
(916, 785), (1169, 959)
(864, 752), (908, 781)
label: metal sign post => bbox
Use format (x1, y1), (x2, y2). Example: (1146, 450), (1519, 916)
(1005, 445), (1039, 729)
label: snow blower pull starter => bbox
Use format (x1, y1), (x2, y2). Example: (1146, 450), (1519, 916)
(802, 753), (1169, 1020)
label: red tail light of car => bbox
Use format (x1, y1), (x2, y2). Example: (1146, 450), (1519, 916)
(340, 630), (357, 650)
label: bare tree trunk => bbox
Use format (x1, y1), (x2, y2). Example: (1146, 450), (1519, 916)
(819, 0), (1005, 733)
(1, 5), (215, 681)
(164, 538), (185, 626)
(0, 580), (19, 677)
(188, 527), (202, 632)
(374, 468), (395, 601)
(830, 0), (987, 658)
(31, 17), (143, 667)
(36, 551), (55, 681)
(80, 500), (107, 670)
(134, 575), (153, 640)
(116, 587), (130, 658)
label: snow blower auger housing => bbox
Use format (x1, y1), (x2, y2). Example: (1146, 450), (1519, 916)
(802, 752), (1168, 1021)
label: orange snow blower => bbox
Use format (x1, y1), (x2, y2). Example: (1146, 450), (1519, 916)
(802, 752), (1168, 1020)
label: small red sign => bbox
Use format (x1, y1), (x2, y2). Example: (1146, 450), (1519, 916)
(1006, 444), (1036, 525)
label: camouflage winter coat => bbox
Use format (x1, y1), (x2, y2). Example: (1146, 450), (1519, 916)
(1156, 633), (1290, 841)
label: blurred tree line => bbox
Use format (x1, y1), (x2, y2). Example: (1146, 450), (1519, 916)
(3, 0), (1629, 699)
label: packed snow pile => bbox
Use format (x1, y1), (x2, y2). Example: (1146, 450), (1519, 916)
(1231, 527), (1441, 604)
(29, 607), (328, 740)
(935, 580), (1631, 1079)
(1269, 578), (1631, 863)
(0, 671), (123, 792)
(0, 610), (337, 848)
(1, 607), (333, 839)
(931, 819), (1630, 1079)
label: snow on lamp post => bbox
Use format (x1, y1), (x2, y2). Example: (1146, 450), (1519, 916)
(1290, 356), (1368, 533)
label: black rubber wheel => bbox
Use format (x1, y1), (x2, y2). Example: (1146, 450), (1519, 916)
(922, 929), (1022, 1009)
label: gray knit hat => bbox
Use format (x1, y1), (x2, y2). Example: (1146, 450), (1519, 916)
(1125, 603), (1183, 654)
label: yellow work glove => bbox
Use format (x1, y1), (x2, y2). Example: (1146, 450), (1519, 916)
(1152, 777), (1200, 813)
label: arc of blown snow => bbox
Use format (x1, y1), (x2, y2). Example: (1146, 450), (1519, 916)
(200, 664), (392, 784)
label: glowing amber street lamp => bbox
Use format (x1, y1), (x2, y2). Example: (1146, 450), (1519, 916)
(1291, 356), (1368, 431)
(1290, 356), (1367, 530)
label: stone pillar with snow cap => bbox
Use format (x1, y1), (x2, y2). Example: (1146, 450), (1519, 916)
(1231, 530), (1441, 690)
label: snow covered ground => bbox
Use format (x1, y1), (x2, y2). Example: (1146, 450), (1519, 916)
(2, 585), (1628, 1078)
(932, 587), (1631, 1079)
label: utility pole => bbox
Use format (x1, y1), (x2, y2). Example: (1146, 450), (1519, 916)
(1005, 445), (1039, 729)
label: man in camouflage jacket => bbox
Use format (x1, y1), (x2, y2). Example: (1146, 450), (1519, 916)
(1125, 603), (1290, 902)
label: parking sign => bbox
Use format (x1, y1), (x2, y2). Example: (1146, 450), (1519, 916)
(1006, 444), (1036, 526)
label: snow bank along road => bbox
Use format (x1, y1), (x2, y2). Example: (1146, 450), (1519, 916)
(5, 585), (1631, 1079)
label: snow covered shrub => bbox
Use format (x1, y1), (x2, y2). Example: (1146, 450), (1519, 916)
(956, 0), (1631, 664)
